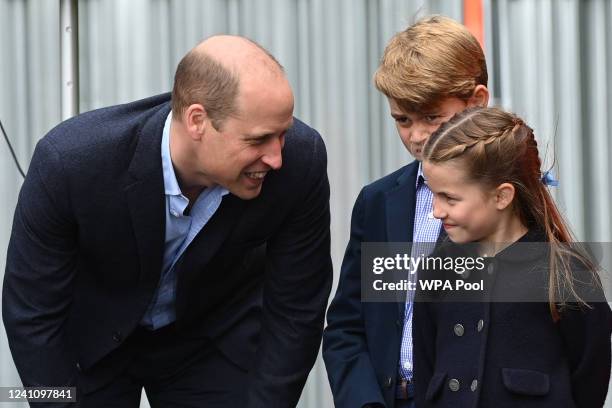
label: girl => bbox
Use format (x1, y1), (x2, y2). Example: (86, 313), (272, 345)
(413, 107), (611, 407)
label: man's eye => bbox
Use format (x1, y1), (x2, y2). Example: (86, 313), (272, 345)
(248, 138), (266, 145)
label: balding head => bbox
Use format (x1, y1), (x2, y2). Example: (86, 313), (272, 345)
(197, 35), (284, 77)
(171, 35), (286, 130)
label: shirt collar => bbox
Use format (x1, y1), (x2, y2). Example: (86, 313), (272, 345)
(416, 161), (425, 189)
(161, 112), (182, 196)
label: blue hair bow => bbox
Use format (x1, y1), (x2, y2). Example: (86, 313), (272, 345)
(541, 170), (559, 187)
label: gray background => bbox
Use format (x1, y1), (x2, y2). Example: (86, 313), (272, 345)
(1, 0), (611, 406)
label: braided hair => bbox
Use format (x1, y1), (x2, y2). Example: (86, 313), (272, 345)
(423, 107), (598, 320)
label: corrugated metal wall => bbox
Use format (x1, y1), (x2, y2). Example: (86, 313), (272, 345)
(491, 0), (612, 243)
(0, 1), (609, 407)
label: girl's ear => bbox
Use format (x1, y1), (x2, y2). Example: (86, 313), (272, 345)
(495, 183), (515, 210)
(467, 85), (489, 108)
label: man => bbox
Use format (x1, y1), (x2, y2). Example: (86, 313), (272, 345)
(3, 35), (332, 407)
(323, 16), (489, 408)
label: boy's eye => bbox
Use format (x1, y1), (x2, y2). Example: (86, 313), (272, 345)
(423, 115), (441, 123)
(394, 116), (408, 124)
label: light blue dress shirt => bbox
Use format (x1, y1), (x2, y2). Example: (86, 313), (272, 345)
(140, 112), (229, 330)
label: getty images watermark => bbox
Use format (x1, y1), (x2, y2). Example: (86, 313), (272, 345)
(371, 251), (487, 292)
(361, 242), (611, 303)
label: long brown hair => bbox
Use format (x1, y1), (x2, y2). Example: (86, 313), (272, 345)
(423, 107), (598, 319)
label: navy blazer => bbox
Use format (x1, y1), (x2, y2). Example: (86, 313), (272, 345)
(2, 93), (333, 407)
(413, 230), (612, 408)
(323, 162), (420, 408)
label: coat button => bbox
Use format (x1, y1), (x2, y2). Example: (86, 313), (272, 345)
(396, 319), (401, 327)
(449, 378), (460, 392)
(384, 376), (393, 388)
(453, 323), (465, 337)
(471, 379), (478, 391)
(112, 331), (123, 342)
(76, 362), (81, 372)
(477, 319), (484, 332)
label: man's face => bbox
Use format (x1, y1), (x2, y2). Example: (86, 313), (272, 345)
(388, 97), (470, 161)
(195, 79), (294, 200)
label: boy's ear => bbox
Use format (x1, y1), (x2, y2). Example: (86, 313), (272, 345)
(467, 85), (489, 108)
(495, 182), (515, 210)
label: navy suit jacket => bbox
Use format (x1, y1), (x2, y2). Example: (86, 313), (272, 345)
(323, 162), (421, 408)
(2, 93), (333, 407)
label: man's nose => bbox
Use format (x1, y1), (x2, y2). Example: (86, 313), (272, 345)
(261, 135), (284, 170)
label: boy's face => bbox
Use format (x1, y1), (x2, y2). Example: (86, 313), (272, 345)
(388, 97), (469, 161)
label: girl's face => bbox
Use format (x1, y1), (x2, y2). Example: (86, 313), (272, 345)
(423, 160), (504, 244)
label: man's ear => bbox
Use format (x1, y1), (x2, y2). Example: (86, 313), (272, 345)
(467, 85), (489, 108)
(495, 182), (515, 210)
(184, 104), (208, 140)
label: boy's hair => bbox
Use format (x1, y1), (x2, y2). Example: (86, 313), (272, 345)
(374, 15), (488, 112)
(423, 107), (599, 319)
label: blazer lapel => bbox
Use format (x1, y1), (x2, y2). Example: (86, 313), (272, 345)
(385, 162), (419, 242)
(179, 193), (247, 271)
(125, 178), (165, 288)
(175, 193), (247, 319)
(385, 181), (417, 243)
(124, 104), (170, 289)
(384, 162), (419, 320)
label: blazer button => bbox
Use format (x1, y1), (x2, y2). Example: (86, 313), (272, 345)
(396, 319), (401, 327)
(449, 378), (460, 392)
(477, 319), (484, 332)
(453, 323), (465, 337)
(471, 379), (478, 392)
(76, 362), (81, 372)
(112, 331), (123, 343)
(384, 376), (393, 388)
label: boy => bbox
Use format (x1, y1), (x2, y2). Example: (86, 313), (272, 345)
(323, 15), (489, 408)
